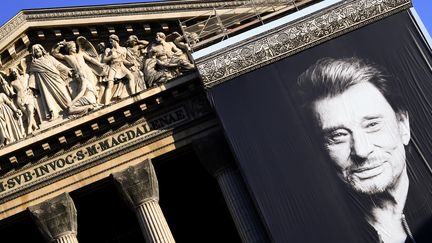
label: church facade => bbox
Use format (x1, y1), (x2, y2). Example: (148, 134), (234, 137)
(0, 0), (425, 242)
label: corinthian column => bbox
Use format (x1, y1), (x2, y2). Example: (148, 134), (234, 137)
(112, 159), (175, 243)
(28, 193), (79, 243)
(193, 133), (269, 243)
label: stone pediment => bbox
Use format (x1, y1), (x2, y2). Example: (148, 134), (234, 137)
(0, 1), (236, 168)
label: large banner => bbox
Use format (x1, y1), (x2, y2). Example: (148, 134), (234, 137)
(207, 11), (432, 242)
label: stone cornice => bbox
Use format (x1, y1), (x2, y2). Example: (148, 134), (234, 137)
(0, 1), (247, 51)
(0, 13), (27, 46)
(24, 1), (247, 22)
(195, 0), (412, 89)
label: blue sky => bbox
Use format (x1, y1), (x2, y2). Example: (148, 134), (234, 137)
(412, 0), (432, 34)
(0, 0), (430, 37)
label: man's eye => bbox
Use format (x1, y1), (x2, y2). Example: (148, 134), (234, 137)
(367, 122), (378, 127)
(365, 120), (381, 131)
(325, 131), (349, 144)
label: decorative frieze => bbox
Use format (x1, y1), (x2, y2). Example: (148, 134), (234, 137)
(0, 29), (195, 148)
(196, 0), (411, 89)
(0, 13), (26, 42)
(0, 106), (190, 200)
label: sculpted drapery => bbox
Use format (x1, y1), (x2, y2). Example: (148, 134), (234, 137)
(11, 33), (195, 127)
(101, 34), (136, 104)
(125, 35), (148, 92)
(51, 38), (106, 115)
(0, 93), (25, 145)
(28, 44), (72, 121)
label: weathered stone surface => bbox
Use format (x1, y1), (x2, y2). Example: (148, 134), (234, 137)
(28, 193), (77, 242)
(112, 158), (159, 208)
(112, 159), (175, 243)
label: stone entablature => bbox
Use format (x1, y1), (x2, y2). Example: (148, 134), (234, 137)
(0, 74), (218, 219)
(0, 72), (208, 167)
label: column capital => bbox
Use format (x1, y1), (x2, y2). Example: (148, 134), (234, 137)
(28, 193), (77, 242)
(112, 159), (159, 209)
(193, 132), (235, 177)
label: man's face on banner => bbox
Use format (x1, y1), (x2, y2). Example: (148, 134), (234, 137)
(312, 82), (410, 195)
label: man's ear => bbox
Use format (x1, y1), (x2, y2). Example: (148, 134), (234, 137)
(397, 111), (410, 146)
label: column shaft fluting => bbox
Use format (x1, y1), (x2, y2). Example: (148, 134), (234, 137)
(112, 159), (176, 243)
(54, 234), (79, 243)
(137, 200), (175, 243)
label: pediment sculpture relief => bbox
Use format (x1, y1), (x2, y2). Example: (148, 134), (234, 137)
(0, 31), (196, 146)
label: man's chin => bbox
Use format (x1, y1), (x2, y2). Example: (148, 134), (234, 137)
(353, 186), (398, 212)
(351, 185), (387, 196)
(345, 177), (392, 196)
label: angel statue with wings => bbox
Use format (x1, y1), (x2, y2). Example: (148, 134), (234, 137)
(52, 36), (107, 116)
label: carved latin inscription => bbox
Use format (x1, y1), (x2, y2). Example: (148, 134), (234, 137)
(0, 107), (188, 198)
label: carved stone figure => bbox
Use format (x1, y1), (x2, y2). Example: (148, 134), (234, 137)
(9, 67), (39, 134)
(101, 34), (137, 105)
(97, 42), (107, 58)
(149, 32), (194, 83)
(68, 72), (99, 116)
(0, 72), (15, 97)
(52, 37), (106, 115)
(173, 31), (199, 50)
(125, 35), (149, 92)
(51, 37), (106, 99)
(143, 49), (167, 87)
(96, 42), (109, 103)
(0, 92), (26, 145)
(28, 44), (72, 121)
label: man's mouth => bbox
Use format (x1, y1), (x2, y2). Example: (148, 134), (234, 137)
(351, 163), (385, 180)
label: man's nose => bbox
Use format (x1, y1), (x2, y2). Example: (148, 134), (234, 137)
(350, 132), (373, 160)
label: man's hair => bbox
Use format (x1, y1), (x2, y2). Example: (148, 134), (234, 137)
(31, 44), (48, 56)
(9, 67), (22, 78)
(126, 35), (138, 47)
(64, 41), (76, 54)
(295, 57), (406, 115)
(109, 34), (120, 43)
(156, 32), (166, 40)
(97, 42), (106, 53)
